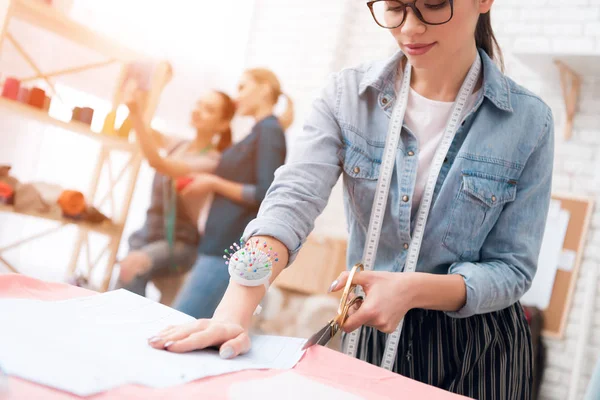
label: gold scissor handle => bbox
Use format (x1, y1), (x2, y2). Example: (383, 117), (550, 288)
(334, 263), (364, 327)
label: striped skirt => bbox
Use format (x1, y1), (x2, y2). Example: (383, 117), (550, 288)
(346, 303), (533, 399)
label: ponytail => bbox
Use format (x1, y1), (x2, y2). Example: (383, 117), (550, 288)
(213, 90), (235, 152)
(277, 93), (295, 131)
(216, 128), (232, 152)
(475, 11), (504, 71)
(244, 68), (294, 130)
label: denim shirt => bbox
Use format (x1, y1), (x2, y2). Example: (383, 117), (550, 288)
(243, 49), (554, 318)
(199, 116), (286, 257)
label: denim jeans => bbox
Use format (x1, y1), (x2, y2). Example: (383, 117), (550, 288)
(172, 254), (230, 319)
(117, 240), (197, 297)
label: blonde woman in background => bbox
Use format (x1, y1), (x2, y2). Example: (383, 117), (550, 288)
(171, 68), (294, 319)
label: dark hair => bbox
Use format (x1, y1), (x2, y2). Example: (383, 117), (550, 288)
(475, 11), (504, 71)
(214, 91), (235, 152)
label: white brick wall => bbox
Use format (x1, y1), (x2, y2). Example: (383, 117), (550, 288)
(492, 2), (600, 399)
(245, 1), (600, 398)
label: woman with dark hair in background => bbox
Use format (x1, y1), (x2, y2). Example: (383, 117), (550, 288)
(117, 90), (236, 298)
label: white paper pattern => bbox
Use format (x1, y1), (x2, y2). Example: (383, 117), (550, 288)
(0, 290), (306, 396)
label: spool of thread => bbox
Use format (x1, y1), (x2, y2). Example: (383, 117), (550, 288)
(1, 77), (20, 100)
(118, 116), (132, 138)
(72, 107), (81, 122)
(57, 190), (86, 218)
(101, 110), (117, 135)
(28, 87), (46, 109)
(0, 182), (14, 205)
(17, 87), (30, 104)
(78, 107), (94, 125)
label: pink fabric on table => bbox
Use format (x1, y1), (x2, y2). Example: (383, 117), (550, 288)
(0, 274), (470, 400)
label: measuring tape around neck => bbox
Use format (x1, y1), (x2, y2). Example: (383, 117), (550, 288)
(344, 53), (482, 370)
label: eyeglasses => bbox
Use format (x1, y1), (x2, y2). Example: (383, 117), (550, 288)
(367, 0), (454, 28)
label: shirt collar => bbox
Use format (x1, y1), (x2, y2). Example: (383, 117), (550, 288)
(358, 48), (513, 113)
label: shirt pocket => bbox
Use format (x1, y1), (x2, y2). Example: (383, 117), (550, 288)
(339, 145), (381, 228)
(442, 171), (517, 260)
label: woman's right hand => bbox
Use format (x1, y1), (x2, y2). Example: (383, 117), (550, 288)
(148, 236), (288, 358)
(147, 316), (251, 359)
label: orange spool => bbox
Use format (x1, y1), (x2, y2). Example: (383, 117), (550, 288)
(57, 190), (86, 217)
(28, 87), (46, 109)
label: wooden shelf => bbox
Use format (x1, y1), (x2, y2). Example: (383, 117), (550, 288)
(511, 52), (597, 140)
(512, 52), (600, 79)
(10, 0), (145, 62)
(0, 203), (122, 236)
(0, 96), (136, 151)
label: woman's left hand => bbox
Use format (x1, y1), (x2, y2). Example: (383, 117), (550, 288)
(328, 270), (419, 334)
(181, 173), (218, 196)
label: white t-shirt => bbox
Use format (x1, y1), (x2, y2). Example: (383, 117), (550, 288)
(168, 141), (219, 233)
(396, 70), (479, 212)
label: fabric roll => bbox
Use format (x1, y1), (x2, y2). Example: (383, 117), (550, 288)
(14, 184), (50, 213)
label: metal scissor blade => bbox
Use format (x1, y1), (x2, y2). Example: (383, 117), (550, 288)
(301, 321), (335, 350)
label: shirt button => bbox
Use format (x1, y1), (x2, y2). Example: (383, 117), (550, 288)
(407, 151), (415, 157)
(402, 195), (409, 202)
(353, 167), (360, 174)
(491, 195), (497, 203)
(382, 98), (388, 105)
(403, 243), (409, 250)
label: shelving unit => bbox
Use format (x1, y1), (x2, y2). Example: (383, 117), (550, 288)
(512, 52), (600, 141)
(0, 0), (169, 291)
(0, 96), (136, 151)
(0, 203), (121, 236)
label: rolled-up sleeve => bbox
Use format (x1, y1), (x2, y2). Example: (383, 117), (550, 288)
(243, 73), (343, 265)
(447, 107), (555, 318)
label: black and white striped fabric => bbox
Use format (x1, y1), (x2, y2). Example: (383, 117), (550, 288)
(350, 303), (533, 399)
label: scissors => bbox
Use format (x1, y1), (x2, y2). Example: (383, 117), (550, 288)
(301, 263), (365, 350)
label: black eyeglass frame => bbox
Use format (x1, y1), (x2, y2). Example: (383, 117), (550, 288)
(366, 0), (455, 28)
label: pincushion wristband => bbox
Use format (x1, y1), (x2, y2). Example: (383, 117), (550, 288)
(223, 238), (280, 315)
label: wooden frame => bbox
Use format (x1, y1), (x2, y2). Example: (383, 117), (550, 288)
(542, 193), (594, 338)
(555, 61), (581, 141)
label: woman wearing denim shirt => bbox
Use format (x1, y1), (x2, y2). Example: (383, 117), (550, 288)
(150, 1), (553, 398)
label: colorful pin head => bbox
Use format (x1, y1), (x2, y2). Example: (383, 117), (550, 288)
(224, 238), (279, 286)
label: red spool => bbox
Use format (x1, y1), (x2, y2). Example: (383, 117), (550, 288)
(78, 107), (94, 125)
(1, 77), (20, 100)
(17, 87), (30, 104)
